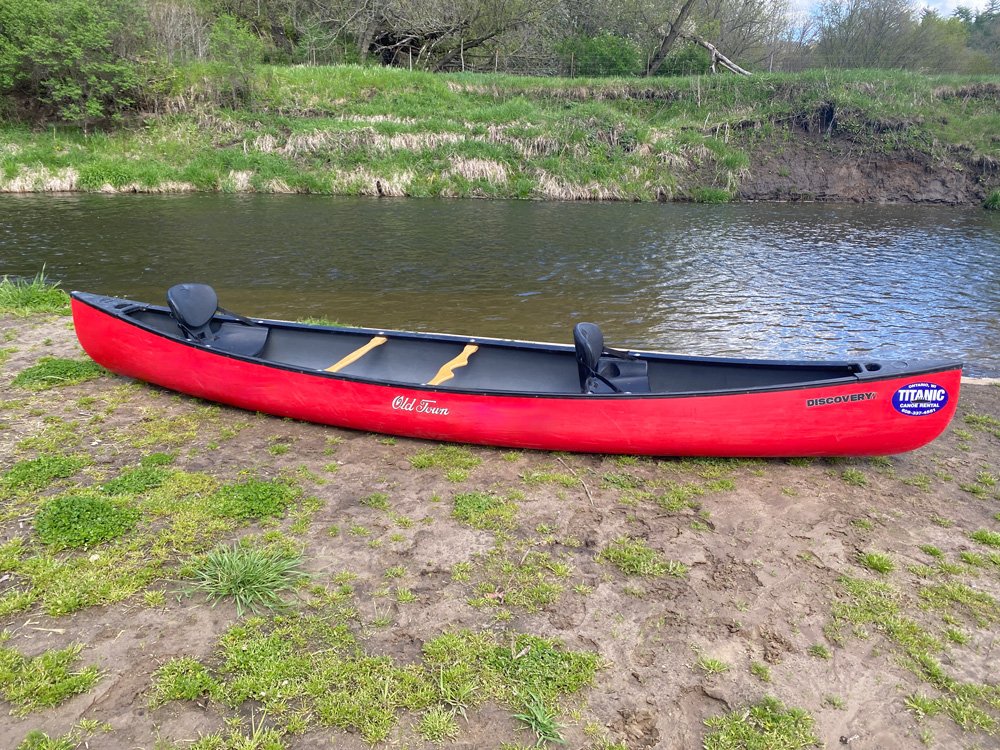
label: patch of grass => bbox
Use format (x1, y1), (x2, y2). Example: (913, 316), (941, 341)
(919, 545), (944, 558)
(807, 644), (831, 660)
(11, 357), (104, 390)
(34, 492), (139, 550)
(418, 706), (460, 743)
(150, 657), (220, 706)
(858, 551), (895, 574)
(183, 542), (307, 615)
(452, 491), (518, 532)
(0, 643), (100, 715)
(597, 536), (686, 578)
(410, 445), (481, 480)
(655, 482), (704, 512)
(601, 471), (644, 490)
(2, 454), (90, 491)
(920, 581), (999, 627)
(101, 464), (171, 496)
(750, 661), (772, 682)
(360, 491), (390, 510)
(841, 468), (868, 487)
(0, 272), (70, 316)
(467, 548), (569, 612)
(696, 655), (729, 674)
(985, 188), (1000, 211)
(210, 478), (298, 520)
(970, 529), (1000, 549)
(703, 696), (820, 749)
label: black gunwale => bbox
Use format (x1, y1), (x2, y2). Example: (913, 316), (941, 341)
(72, 291), (963, 400)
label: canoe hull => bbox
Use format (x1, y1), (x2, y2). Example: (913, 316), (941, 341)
(71, 296), (961, 457)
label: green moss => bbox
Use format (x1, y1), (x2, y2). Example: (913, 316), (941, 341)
(12, 357), (104, 390)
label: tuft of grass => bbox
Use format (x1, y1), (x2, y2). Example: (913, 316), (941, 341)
(410, 445), (481, 480)
(0, 272), (70, 316)
(360, 491), (390, 510)
(34, 493), (139, 550)
(209, 478), (298, 520)
(418, 706), (460, 743)
(183, 543), (307, 615)
(985, 188), (1000, 211)
(858, 551), (895, 574)
(513, 692), (565, 746)
(467, 548), (568, 612)
(696, 655), (729, 674)
(597, 536), (686, 578)
(12, 357), (104, 390)
(970, 529), (1000, 549)
(807, 644), (831, 660)
(841, 468), (868, 487)
(0, 643), (100, 715)
(750, 661), (771, 682)
(703, 696), (820, 749)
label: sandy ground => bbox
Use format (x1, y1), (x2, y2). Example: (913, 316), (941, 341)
(1, 313), (998, 749)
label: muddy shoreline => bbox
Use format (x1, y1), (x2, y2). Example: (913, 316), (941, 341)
(1, 312), (999, 749)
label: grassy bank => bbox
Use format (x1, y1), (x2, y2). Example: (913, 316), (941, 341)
(1, 67), (998, 204)
(2, 280), (1000, 749)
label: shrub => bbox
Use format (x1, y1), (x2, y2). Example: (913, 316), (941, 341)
(558, 33), (643, 77)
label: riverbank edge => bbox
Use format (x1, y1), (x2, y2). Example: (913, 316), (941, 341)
(2, 67), (999, 207)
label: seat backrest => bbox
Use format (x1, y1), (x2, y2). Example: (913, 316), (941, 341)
(167, 283), (219, 339)
(573, 322), (604, 391)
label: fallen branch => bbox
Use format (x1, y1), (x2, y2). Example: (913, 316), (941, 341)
(683, 35), (751, 76)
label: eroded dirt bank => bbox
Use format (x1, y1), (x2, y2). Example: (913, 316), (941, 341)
(1, 313), (999, 749)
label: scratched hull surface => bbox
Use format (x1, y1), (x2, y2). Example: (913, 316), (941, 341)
(71, 292), (962, 457)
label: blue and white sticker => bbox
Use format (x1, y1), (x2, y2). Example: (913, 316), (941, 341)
(892, 382), (948, 417)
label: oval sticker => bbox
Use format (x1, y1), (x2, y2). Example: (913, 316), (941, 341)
(892, 382), (948, 417)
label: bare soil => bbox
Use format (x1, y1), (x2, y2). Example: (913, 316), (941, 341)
(2, 314), (999, 749)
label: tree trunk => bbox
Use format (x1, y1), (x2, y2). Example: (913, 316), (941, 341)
(645, 0), (698, 76)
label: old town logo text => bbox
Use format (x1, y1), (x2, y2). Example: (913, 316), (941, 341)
(391, 396), (450, 415)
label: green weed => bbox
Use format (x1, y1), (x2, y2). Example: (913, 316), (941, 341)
(418, 705), (460, 743)
(210, 478), (298, 520)
(410, 445), (481, 478)
(970, 529), (1000, 549)
(467, 548), (568, 612)
(513, 691), (564, 745)
(750, 661), (772, 682)
(34, 493), (139, 550)
(12, 357), (104, 389)
(696, 655), (729, 674)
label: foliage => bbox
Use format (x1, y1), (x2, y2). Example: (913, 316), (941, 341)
(0, 272), (70, 316)
(183, 542), (307, 615)
(452, 491), (518, 532)
(207, 14), (264, 107)
(34, 492), (139, 550)
(557, 33), (643, 77)
(597, 536), (686, 577)
(3, 454), (89, 491)
(12, 357), (105, 390)
(0, 0), (151, 127)
(150, 657), (220, 705)
(986, 189), (1000, 210)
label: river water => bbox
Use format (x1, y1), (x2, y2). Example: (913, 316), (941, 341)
(2, 194), (998, 375)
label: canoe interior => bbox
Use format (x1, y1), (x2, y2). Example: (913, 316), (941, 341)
(126, 305), (880, 396)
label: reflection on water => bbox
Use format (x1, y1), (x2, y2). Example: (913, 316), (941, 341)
(2, 194), (998, 374)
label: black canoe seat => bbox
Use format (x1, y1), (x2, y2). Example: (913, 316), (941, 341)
(167, 283), (269, 358)
(573, 322), (650, 394)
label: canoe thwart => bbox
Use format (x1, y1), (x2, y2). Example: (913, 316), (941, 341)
(427, 344), (479, 386)
(325, 335), (387, 372)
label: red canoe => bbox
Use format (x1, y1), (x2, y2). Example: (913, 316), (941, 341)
(71, 285), (962, 457)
